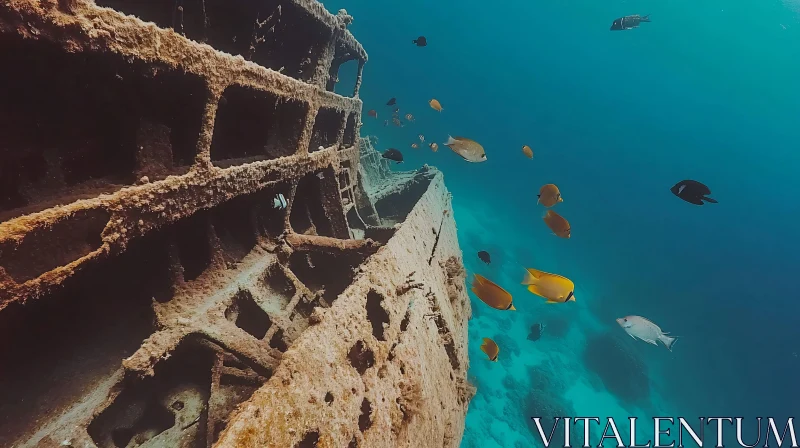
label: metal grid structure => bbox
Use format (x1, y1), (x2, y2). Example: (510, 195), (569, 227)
(0, 1), (473, 447)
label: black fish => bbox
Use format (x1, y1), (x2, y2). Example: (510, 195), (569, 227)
(670, 180), (718, 205)
(610, 14), (650, 31)
(386, 97), (397, 106)
(413, 36), (427, 47)
(477, 251), (491, 264)
(382, 148), (404, 163)
(527, 323), (545, 342)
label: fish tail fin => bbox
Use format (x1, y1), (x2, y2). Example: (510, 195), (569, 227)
(444, 135), (456, 146)
(660, 334), (678, 351)
(702, 196), (718, 203)
(509, 304), (516, 311)
(642, 14), (651, 22)
(537, 194), (541, 204)
(412, 39), (417, 44)
(521, 269), (539, 285)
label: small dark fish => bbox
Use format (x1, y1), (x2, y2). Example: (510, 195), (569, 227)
(610, 14), (650, 31)
(477, 251), (491, 265)
(382, 148), (404, 163)
(670, 180), (718, 205)
(527, 323), (545, 341)
(383, 120), (389, 127)
(386, 97), (397, 106)
(367, 109), (377, 118)
(413, 36), (427, 47)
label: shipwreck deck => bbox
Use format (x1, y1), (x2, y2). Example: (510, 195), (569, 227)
(0, 1), (473, 447)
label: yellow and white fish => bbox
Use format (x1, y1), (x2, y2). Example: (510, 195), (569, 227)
(444, 136), (486, 163)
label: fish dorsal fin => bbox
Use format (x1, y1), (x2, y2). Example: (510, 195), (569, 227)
(454, 136), (476, 143)
(638, 316), (659, 328)
(521, 268), (540, 285)
(474, 274), (485, 286)
(529, 268), (571, 283)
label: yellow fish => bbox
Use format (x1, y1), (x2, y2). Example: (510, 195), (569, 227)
(543, 209), (570, 238)
(429, 98), (443, 112)
(521, 268), (576, 304)
(522, 145), (533, 159)
(538, 184), (563, 207)
(480, 337), (500, 362)
(471, 274), (516, 310)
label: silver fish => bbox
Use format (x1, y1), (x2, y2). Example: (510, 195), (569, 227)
(616, 315), (677, 351)
(444, 135), (487, 163)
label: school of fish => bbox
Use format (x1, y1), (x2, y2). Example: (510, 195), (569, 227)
(366, 28), (701, 363)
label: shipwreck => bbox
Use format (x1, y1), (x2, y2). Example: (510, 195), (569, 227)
(0, 1), (474, 447)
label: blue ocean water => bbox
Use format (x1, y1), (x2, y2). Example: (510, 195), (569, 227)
(329, 0), (800, 445)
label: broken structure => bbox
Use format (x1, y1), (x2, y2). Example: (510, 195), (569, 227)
(0, 1), (474, 447)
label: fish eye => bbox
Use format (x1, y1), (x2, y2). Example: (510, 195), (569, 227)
(623, 318), (628, 322)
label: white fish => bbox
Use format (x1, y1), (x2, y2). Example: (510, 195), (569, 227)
(616, 315), (677, 351)
(272, 193), (287, 209)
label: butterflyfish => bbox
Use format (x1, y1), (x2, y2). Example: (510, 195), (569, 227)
(480, 337), (500, 362)
(521, 268), (576, 304)
(543, 210), (570, 238)
(522, 145), (533, 159)
(537, 184), (563, 207)
(471, 274), (515, 310)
